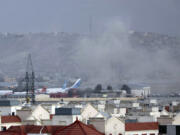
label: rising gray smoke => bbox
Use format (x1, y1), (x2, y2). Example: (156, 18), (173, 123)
(0, 21), (179, 92)
(73, 20), (180, 88)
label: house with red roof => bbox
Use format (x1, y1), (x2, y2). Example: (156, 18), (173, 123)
(89, 116), (159, 135)
(125, 122), (159, 135)
(1, 115), (22, 130)
(0, 119), (104, 135)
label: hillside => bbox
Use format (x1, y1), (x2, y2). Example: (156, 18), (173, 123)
(0, 31), (179, 91)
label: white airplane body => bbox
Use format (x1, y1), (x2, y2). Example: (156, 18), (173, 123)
(0, 90), (13, 95)
(0, 79), (81, 96)
(13, 92), (27, 95)
(37, 78), (81, 94)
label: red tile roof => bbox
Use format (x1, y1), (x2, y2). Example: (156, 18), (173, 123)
(125, 122), (158, 131)
(1, 116), (21, 123)
(0, 132), (19, 135)
(54, 120), (104, 135)
(1, 125), (65, 135)
(0, 120), (104, 135)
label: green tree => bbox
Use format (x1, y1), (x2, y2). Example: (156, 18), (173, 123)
(121, 84), (131, 94)
(94, 84), (102, 93)
(107, 85), (113, 90)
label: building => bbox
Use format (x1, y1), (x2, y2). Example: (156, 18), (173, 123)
(131, 87), (151, 98)
(172, 112), (180, 125)
(89, 118), (105, 133)
(16, 105), (51, 125)
(0, 100), (21, 115)
(52, 107), (82, 125)
(81, 104), (99, 123)
(159, 125), (180, 135)
(0, 119), (104, 135)
(125, 122), (159, 135)
(105, 116), (125, 135)
(1, 115), (21, 130)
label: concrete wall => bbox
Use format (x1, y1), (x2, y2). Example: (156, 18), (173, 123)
(81, 104), (99, 122)
(89, 118), (105, 133)
(32, 105), (50, 121)
(173, 113), (180, 125)
(157, 117), (172, 125)
(167, 125), (176, 135)
(105, 117), (125, 135)
(52, 115), (81, 125)
(16, 109), (32, 122)
(138, 116), (155, 122)
(42, 120), (52, 125)
(0, 107), (14, 115)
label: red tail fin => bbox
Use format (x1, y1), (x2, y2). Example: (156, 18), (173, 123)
(41, 87), (47, 93)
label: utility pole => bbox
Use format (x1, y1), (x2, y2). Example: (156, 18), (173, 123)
(25, 54), (35, 104)
(31, 71), (35, 104)
(25, 71), (29, 103)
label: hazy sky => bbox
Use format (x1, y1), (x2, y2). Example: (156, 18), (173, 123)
(0, 0), (179, 35)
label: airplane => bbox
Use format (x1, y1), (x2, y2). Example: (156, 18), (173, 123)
(0, 90), (13, 95)
(3, 79), (81, 96)
(37, 78), (81, 94)
(13, 92), (27, 95)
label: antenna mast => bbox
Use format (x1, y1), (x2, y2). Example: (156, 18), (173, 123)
(25, 54), (35, 104)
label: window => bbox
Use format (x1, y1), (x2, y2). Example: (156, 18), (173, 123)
(159, 125), (167, 134)
(12, 112), (15, 116)
(176, 126), (180, 135)
(1, 126), (6, 131)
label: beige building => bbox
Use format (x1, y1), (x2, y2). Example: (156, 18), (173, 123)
(52, 107), (82, 125)
(173, 112), (180, 125)
(81, 104), (99, 123)
(16, 104), (51, 125)
(105, 116), (125, 135)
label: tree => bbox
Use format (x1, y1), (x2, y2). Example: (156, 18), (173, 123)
(94, 84), (102, 93)
(121, 84), (131, 94)
(107, 85), (113, 91)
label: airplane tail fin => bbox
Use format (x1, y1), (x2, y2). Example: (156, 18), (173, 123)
(62, 81), (67, 89)
(70, 79), (81, 89)
(41, 87), (47, 93)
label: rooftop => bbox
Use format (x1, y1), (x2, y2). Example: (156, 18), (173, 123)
(125, 122), (158, 131)
(1, 115), (21, 123)
(54, 119), (104, 135)
(0, 120), (104, 135)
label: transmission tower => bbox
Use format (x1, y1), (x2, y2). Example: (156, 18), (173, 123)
(25, 54), (35, 104)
